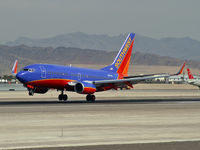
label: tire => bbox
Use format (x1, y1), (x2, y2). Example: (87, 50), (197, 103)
(28, 89), (34, 96)
(86, 94), (95, 102)
(86, 95), (91, 102)
(58, 94), (63, 101)
(63, 94), (68, 101)
(91, 95), (95, 102)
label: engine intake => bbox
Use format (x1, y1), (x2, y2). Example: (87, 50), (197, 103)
(74, 82), (96, 94)
(75, 82), (84, 93)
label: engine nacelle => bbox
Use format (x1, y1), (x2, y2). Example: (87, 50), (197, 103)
(74, 82), (96, 94)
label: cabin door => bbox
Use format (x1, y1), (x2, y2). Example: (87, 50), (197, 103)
(77, 73), (81, 81)
(40, 66), (46, 78)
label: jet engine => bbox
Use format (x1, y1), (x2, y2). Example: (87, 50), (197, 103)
(74, 82), (96, 94)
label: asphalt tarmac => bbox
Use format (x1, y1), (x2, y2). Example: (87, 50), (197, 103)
(0, 87), (200, 149)
(20, 141), (200, 150)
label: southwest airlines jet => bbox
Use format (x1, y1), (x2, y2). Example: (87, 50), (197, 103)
(12, 33), (168, 102)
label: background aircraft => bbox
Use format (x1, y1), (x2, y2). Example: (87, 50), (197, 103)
(12, 33), (168, 102)
(186, 68), (200, 89)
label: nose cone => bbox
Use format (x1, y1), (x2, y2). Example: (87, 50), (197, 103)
(16, 72), (26, 83)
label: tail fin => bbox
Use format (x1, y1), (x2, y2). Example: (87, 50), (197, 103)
(101, 33), (135, 78)
(187, 68), (194, 79)
(12, 60), (18, 75)
(175, 61), (186, 75)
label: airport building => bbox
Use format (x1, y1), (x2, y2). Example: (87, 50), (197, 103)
(0, 79), (8, 83)
(0, 78), (17, 84)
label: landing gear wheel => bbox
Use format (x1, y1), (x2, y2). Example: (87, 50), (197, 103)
(86, 94), (96, 102)
(28, 89), (34, 96)
(63, 94), (68, 101)
(58, 94), (63, 101)
(58, 93), (68, 101)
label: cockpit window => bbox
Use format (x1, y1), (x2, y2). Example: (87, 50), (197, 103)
(21, 68), (35, 72)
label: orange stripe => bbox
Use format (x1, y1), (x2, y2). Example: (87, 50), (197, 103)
(27, 78), (74, 83)
(82, 87), (96, 94)
(117, 38), (134, 76)
(26, 79), (75, 89)
(14, 61), (18, 74)
(122, 56), (131, 76)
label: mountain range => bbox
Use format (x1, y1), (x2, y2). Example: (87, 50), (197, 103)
(0, 45), (200, 75)
(6, 32), (200, 61)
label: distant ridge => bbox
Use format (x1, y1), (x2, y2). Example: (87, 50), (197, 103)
(5, 32), (200, 61)
(0, 45), (200, 75)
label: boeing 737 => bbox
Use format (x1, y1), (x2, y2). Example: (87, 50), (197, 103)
(186, 68), (200, 89)
(12, 33), (169, 102)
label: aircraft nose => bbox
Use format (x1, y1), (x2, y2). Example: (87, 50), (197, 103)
(16, 72), (22, 81)
(16, 72), (26, 83)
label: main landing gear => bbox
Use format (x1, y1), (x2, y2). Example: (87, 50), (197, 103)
(58, 90), (68, 101)
(86, 94), (96, 102)
(57, 91), (95, 102)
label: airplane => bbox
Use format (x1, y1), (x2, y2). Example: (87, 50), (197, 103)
(186, 68), (200, 89)
(177, 61), (186, 76)
(12, 33), (169, 102)
(168, 61), (186, 83)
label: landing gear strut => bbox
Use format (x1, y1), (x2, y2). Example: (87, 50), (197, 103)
(86, 94), (96, 102)
(58, 90), (68, 101)
(28, 88), (35, 96)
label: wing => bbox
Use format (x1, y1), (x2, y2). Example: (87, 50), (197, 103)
(187, 80), (200, 87)
(93, 74), (169, 89)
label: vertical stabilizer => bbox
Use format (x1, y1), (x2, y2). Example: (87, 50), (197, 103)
(187, 68), (194, 79)
(175, 61), (186, 75)
(12, 60), (18, 75)
(101, 33), (135, 78)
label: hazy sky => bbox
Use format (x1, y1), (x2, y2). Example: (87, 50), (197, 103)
(0, 0), (199, 43)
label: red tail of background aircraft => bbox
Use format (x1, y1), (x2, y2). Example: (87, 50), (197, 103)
(186, 68), (200, 89)
(187, 68), (194, 79)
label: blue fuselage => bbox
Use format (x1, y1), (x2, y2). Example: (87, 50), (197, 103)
(16, 64), (118, 90)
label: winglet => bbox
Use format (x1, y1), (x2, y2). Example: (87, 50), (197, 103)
(12, 60), (18, 75)
(174, 61), (186, 75)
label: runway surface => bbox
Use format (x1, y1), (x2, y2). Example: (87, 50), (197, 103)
(0, 93), (200, 149)
(21, 141), (200, 150)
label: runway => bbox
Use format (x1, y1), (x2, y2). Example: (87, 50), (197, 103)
(20, 141), (200, 150)
(0, 91), (200, 149)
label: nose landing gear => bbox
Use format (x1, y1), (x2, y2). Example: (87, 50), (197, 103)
(28, 88), (35, 96)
